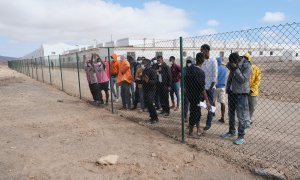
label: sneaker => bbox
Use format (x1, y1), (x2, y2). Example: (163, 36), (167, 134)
(174, 107), (179, 111)
(220, 132), (236, 138)
(150, 119), (159, 124)
(159, 111), (166, 115)
(170, 105), (175, 109)
(218, 118), (225, 123)
(131, 106), (137, 110)
(203, 126), (211, 131)
(139, 109), (144, 113)
(233, 138), (245, 145)
(163, 113), (170, 118)
(115, 98), (119, 103)
(119, 107), (127, 110)
(155, 106), (161, 110)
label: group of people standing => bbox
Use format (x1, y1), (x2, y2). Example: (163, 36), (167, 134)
(85, 43), (261, 145)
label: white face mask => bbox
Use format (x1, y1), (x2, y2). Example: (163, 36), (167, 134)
(187, 63), (192, 67)
(141, 64), (145, 69)
(158, 63), (161, 66)
(137, 60), (141, 64)
(97, 62), (101, 65)
(170, 61), (173, 65)
(153, 60), (157, 64)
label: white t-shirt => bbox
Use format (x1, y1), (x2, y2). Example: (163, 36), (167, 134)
(201, 58), (218, 90)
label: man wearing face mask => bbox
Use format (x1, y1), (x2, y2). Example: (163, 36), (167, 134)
(169, 56), (181, 111)
(117, 54), (133, 110)
(94, 54), (110, 105)
(84, 54), (100, 105)
(221, 52), (251, 145)
(151, 57), (161, 110)
(132, 57), (145, 112)
(156, 55), (172, 117)
(142, 58), (158, 123)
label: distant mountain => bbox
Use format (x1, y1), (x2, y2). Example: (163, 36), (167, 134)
(0, 56), (18, 63)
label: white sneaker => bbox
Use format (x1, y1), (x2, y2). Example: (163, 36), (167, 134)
(114, 98), (119, 102)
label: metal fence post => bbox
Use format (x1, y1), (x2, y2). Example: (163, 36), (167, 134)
(40, 57), (44, 83)
(59, 55), (64, 91)
(31, 58), (33, 78)
(47, 56), (52, 85)
(108, 47), (114, 114)
(180, 37), (185, 144)
(76, 52), (82, 99)
(35, 58), (38, 81)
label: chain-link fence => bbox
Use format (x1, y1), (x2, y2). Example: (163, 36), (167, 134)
(8, 22), (300, 179)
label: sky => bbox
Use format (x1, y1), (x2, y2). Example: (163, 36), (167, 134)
(0, 0), (299, 57)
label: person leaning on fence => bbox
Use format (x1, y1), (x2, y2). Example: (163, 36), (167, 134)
(117, 54), (133, 110)
(156, 55), (172, 117)
(214, 57), (227, 123)
(84, 54), (100, 105)
(185, 52), (211, 138)
(169, 56), (181, 111)
(201, 44), (218, 132)
(133, 57), (145, 112)
(142, 58), (159, 124)
(95, 54), (110, 105)
(244, 53), (261, 124)
(221, 53), (252, 145)
(110, 53), (120, 102)
(183, 56), (194, 123)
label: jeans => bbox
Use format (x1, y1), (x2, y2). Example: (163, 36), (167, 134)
(121, 81), (131, 109)
(158, 83), (170, 113)
(131, 82), (135, 105)
(205, 89), (215, 128)
(184, 93), (190, 119)
(89, 83), (100, 101)
(111, 77), (119, 99)
(248, 96), (257, 120)
(170, 82), (180, 107)
(139, 88), (145, 109)
(155, 85), (161, 108)
(228, 93), (250, 138)
(133, 86), (140, 107)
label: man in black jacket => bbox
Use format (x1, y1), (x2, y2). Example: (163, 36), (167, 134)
(156, 55), (172, 117)
(185, 52), (211, 137)
(142, 59), (159, 124)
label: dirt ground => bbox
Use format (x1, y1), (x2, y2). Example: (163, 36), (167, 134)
(0, 65), (263, 179)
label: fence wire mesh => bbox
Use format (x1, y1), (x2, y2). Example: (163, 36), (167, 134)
(8, 22), (300, 179)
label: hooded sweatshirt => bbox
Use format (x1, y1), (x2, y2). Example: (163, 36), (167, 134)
(216, 57), (227, 88)
(117, 58), (132, 85)
(110, 53), (119, 76)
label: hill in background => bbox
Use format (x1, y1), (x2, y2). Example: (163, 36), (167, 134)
(0, 56), (18, 63)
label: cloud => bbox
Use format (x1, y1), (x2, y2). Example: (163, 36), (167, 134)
(198, 28), (217, 36)
(0, 0), (191, 46)
(207, 19), (219, 27)
(262, 12), (286, 23)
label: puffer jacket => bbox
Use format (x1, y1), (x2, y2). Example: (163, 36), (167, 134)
(110, 54), (119, 76)
(117, 59), (132, 85)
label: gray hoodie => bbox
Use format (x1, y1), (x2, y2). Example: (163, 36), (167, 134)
(226, 58), (251, 94)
